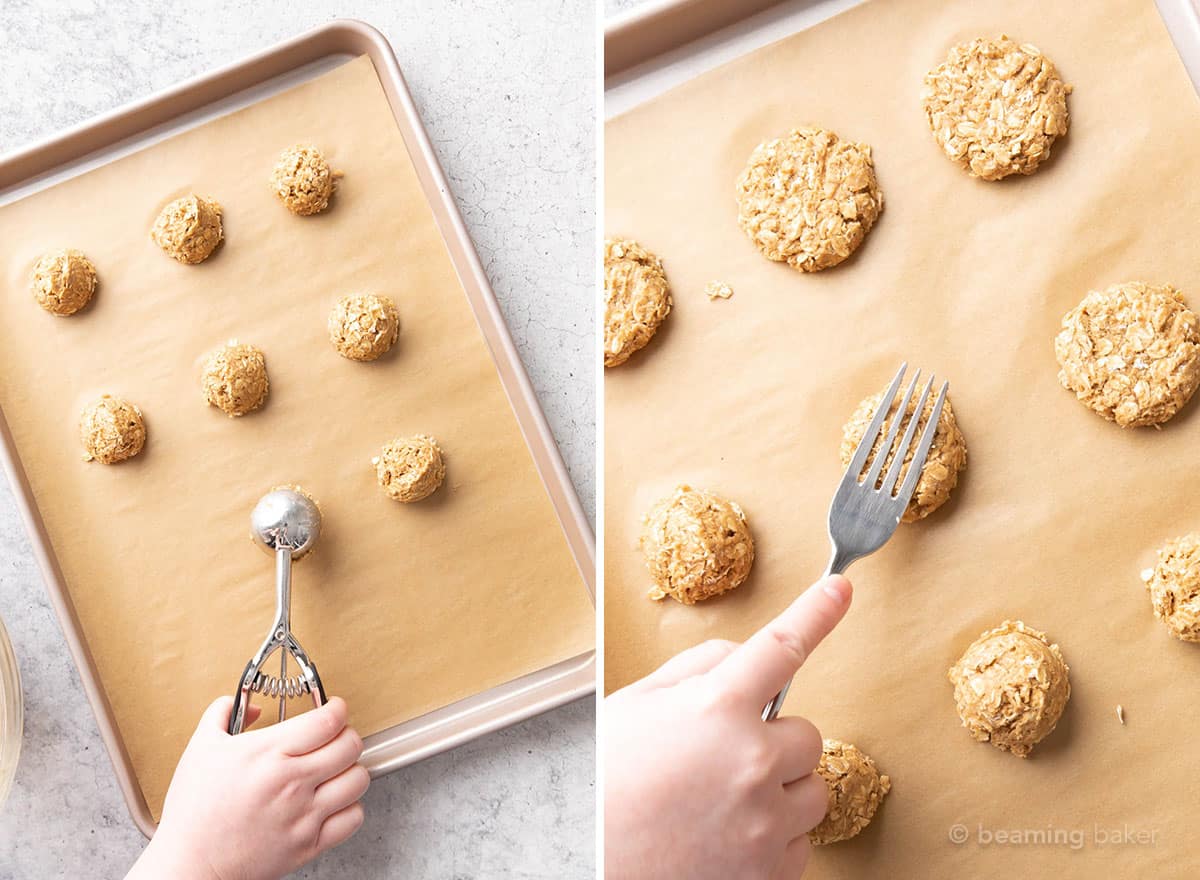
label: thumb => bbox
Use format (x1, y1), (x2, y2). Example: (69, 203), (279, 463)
(710, 575), (852, 706)
(199, 696), (262, 734)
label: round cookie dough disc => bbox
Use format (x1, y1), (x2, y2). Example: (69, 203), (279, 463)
(31, 249), (97, 316)
(922, 35), (1071, 180)
(271, 144), (340, 216)
(80, 395), (146, 464)
(201, 341), (269, 417)
(840, 386), (967, 523)
(947, 620), (1070, 758)
(1055, 281), (1200, 427)
(328, 293), (400, 362)
(639, 485), (754, 604)
(1143, 533), (1200, 642)
(151, 195), (223, 264)
(373, 435), (445, 503)
(808, 740), (891, 846)
(735, 126), (883, 273)
(604, 239), (671, 367)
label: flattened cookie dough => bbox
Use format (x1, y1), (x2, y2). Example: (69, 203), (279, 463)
(604, 239), (671, 367)
(840, 387), (966, 523)
(1055, 282), (1200, 427)
(1142, 533), (1200, 642)
(31, 249), (97, 316)
(329, 293), (400, 362)
(201, 341), (269, 417)
(735, 126), (883, 273)
(948, 620), (1070, 758)
(271, 144), (341, 215)
(922, 35), (1071, 181)
(80, 395), (146, 464)
(809, 740), (891, 846)
(373, 435), (445, 503)
(640, 485), (754, 604)
(151, 195), (223, 264)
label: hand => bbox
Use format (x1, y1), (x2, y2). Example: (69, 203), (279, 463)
(127, 696), (369, 880)
(604, 575), (853, 880)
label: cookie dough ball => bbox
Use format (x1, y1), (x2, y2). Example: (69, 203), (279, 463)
(31, 249), (97, 316)
(947, 620), (1070, 758)
(640, 485), (754, 604)
(201, 341), (269, 417)
(1055, 282), (1200, 427)
(151, 195), (223, 264)
(735, 126), (883, 273)
(922, 35), (1071, 180)
(840, 386), (967, 523)
(373, 435), (445, 503)
(80, 395), (146, 464)
(604, 239), (671, 367)
(1142, 533), (1200, 642)
(328, 293), (400, 362)
(809, 740), (891, 846)
(270, 144), (340, 216)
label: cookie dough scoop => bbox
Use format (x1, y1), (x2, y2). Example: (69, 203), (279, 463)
(228, 488), (327, 735)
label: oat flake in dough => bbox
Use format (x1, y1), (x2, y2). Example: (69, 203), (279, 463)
(1142, 533), (1200, 642)
(151, 195), (223, 264)
(271, 144), (341, 216)
(1055, 281), (1200, 427)
(639, 485), (754, 604)
(201, 341), (269, 417)
(373, 435), (445, 503)
(735, 126), (883, 273)
(604, 238), (671, 367)
(329, 293), (400, 362)
(808, 740), (891, 846)
(80, 395), (146, 464)
(947, 620), (1070, 758)
(840, 387), (966, 523)
(922, 35), (1071, 181)
(31, 249), (97, 316)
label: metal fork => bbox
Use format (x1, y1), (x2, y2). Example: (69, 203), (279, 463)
(761, 362), (948, 721)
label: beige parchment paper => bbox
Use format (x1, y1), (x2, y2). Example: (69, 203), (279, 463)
(606, 0), (1200, 874)
(0, 55), (594, 820)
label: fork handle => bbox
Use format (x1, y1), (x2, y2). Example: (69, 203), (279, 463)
(761, 550), (851, 722)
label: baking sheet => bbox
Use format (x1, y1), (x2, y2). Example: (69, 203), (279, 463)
(0, 54), (594, 821)
(604, 0), (1200, 874)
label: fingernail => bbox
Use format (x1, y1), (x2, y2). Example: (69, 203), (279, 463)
(822, 575), (851, 603)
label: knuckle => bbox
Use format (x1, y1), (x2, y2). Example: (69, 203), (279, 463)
(765, 624), (810, 668)
(693, 681), (738, 716)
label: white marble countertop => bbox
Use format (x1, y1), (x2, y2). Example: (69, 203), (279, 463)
(0, 1), (595, 877)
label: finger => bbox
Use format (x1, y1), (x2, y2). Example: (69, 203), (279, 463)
(200, 697), (235, 732)
(271, 696), (349, 756)
(243, 703), (262, 728)
(712, 575), (852, 705)
(200, 697), (263, 736)
(771, 835), (812, 880)
(783, 773), (830, 835)
(314, 763), (370, 817)
(315, 802), (365, 854)
(297, 725), (364, 782)
(767, 717), (823, 783)
(632, 639), (739, 691)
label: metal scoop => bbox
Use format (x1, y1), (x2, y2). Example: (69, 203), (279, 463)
(228, 488), (327, 735)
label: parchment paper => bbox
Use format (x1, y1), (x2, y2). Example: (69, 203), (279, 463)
(605, 0), (1200, 874)
(0, 55), (593, 820)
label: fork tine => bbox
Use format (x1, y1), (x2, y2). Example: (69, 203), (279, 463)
(880, 374), (934, 496)
(863, 369), (920, 490)
(846, 362), (907, 482)
(895, 380), (949, 506)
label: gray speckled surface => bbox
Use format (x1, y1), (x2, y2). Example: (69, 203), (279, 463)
(0, 2), (595, 878)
